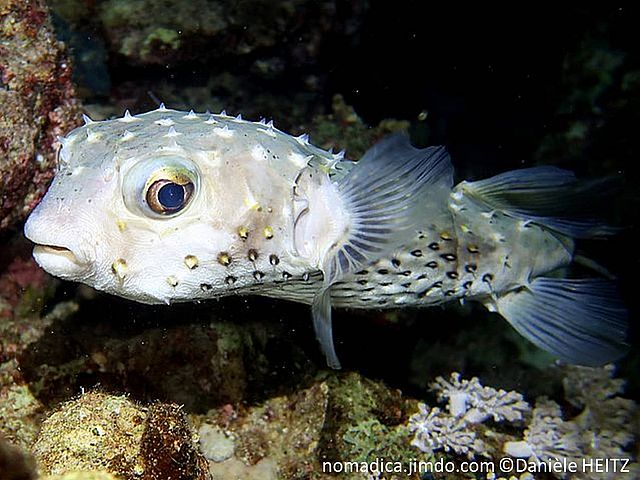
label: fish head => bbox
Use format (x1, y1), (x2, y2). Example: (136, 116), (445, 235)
(24, 110), (308, 304)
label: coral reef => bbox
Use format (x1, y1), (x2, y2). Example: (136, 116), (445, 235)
(504, 365), (639, 480)
(408, 373), (530, 459)
(93, 0), (365, 66)
(407, 368), (638, 479)
(307, 94), (410, 159)
(0, 0), (81, 232)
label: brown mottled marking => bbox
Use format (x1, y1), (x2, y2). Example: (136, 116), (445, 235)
(467, 244), (480, 254)
(111, 258), (127, 279)
(237, 226), (249, 240)
(217, 252), (231, 266)
(184, 255), (198, 269)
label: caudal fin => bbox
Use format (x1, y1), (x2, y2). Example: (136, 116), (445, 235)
(495, 277), (628, 366)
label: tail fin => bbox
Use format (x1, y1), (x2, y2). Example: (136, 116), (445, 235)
(458, 166), (621, 238)
(495, 277), (628, 366)
(461, 166), (627, 365)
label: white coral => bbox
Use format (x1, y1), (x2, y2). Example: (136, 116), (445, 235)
(408, 404), (484, 459)
(408, 373), (530, 460)
(562, 364), (624, 408)
(430, 373), (530, 423)
(503, 398), (582, 463)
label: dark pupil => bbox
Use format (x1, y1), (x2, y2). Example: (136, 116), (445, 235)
(158, 183), (184, 209)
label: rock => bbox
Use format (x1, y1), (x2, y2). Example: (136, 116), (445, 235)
(0, 0), (81, 232)
(32, 391), (209, 479)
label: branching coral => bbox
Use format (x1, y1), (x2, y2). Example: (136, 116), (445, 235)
(503, 398), (582, 461)
(431, 373), (530, 423)
(503, 365), (638, 480)
(408, 373), (530, 459)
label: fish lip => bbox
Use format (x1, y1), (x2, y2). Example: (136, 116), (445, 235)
(31, 243), (91, 278)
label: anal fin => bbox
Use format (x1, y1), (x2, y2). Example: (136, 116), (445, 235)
(495, 277), (628, 366)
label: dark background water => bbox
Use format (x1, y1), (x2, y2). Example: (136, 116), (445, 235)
(45, 1), (640, 400)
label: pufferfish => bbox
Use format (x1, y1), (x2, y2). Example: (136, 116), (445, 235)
(24, 105), (628, 369)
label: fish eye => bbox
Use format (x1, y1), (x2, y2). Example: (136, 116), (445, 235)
(146, 178), (194, 214)
(122, 155), (200, 218)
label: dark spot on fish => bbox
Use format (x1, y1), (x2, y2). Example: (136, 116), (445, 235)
(440, 253), (457, 262)
(465, 264), (477, 273)
(399, 270), (412, 277)
(200, 283), (212, 292)
(410, 249), (423, 257)
(248, 249), (258, 261)
(282, 271), (292, 280)
(377, 299), (387, 305)
(417, 281), (443, 298)
(377, 269), (389, 275)
(428, 242), (440, 251)
(357, 279), (368, 285)
(356, 270), (369, 275)
(253, 271), (265, 281)
(225, 276), (237, 285)
(362, 287), (375, 292)
(444, 289), (456, 296)
(440, 231), (453, 241)
(401, 282), (412, 288)
(467, 244), (480, 254)
(425, 261), (438, 269)
(302, 272), (310, 281)
(483, 273), (494, 283)
(463, 280), (473, 289)
(416, 274), (426, 280)
(391, 258), (401, 268)
(446, 271), (459, 279)
(379, 281), (393, 287)
(269, 254), (279, 265)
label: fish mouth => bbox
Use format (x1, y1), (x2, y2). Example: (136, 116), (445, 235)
(32, 243), (90, 278)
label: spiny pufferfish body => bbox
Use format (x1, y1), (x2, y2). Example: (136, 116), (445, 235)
(24, 106), (628, 368)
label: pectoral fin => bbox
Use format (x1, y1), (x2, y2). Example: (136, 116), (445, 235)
(311, 134), (453, 368)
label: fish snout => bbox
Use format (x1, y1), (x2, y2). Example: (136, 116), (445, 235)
(24, 215), (95, 279)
